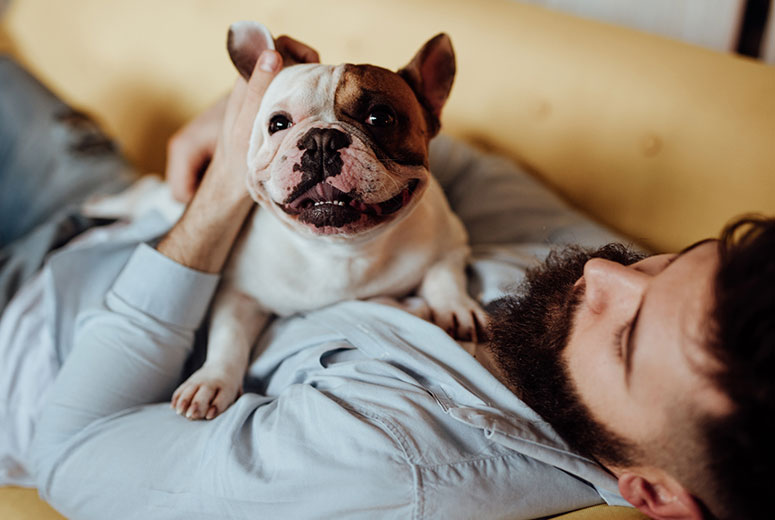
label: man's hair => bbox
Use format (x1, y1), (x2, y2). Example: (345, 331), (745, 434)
(700, 216), (775, 519)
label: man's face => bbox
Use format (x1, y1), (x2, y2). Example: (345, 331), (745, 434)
(488, 240), (729, 470)
(565, 240), (730, 464)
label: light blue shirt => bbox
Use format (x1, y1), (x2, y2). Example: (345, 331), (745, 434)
(29, 136), (634, 519)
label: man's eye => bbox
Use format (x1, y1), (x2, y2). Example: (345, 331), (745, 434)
(366, 105), (396, 127)
(614, 324), (628, 360)
(269, 114), (293, 135)
(614, 319), (634, 361)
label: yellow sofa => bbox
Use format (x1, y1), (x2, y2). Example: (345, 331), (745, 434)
(1, 0), (773, 518)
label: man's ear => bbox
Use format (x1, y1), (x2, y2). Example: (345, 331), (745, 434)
(227, 22), (320, 80)
(618, 470), (704, 520)
(397, 33), (456, 136)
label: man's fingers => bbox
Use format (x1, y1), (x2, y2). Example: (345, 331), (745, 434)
(167, 129), (218, 202)
(166, 134), (200, 202)
(219, 49), (282, 152)
(244, 50), (282, 107)
(165, 96), (227, 202)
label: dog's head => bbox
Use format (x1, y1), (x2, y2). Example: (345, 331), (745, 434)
(228, 22), (455, 240)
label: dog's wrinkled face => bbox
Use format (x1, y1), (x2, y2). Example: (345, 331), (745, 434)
(226, 24), (455, 239)
(245, 63), (433, 237)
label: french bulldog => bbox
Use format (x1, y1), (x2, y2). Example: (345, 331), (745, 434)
(88, 22), (488, 420)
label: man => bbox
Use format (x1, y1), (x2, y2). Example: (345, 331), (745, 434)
(0, 44), (771, 519)
(487, 222), (774, 519)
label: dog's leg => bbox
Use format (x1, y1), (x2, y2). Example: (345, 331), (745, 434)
(171, 286), (268, 420)
(418, 247), (490, 343)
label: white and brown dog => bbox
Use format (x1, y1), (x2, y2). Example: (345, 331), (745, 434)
(88, 22), (487, 420)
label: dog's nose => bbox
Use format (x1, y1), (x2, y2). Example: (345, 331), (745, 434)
(297, 128), (353, 180)
(298, 128), (351, 154)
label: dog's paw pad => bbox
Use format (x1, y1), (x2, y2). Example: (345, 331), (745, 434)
(171, 367), (242, 421)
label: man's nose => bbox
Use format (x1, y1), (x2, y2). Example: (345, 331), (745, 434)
(582, 258), (650, 315)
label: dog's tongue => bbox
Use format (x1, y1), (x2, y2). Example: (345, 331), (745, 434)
(315, 182), (337, 200)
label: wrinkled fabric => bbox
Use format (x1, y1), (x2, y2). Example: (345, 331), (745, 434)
(0, 56), (634, 517)
(31, 243), (628, 520)
(0, 56), (136, 313)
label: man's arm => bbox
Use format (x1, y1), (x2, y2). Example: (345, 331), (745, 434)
(158, 47), (282, 273)
(32, 250), (414, 517)
(30, 47), (282, 481)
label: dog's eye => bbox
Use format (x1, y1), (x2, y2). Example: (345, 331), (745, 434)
(366, 105), (395, 127)
(269, 114), (293, 135)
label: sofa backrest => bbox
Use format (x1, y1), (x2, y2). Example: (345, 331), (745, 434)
(2, 0), (773, 251)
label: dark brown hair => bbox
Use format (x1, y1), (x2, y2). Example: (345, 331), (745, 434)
(702, 216), (775, 519)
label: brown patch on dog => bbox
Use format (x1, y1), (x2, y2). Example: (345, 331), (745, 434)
(333, 64), (431, 168)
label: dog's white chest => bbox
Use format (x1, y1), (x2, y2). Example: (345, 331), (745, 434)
(225, 178), (466, 316)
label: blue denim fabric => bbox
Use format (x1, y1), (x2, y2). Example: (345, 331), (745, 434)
(0, 56), (137, 312)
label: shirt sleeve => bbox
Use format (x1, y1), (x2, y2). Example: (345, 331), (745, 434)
(30, 244), (414, 519)
(33, 243), (218, 435)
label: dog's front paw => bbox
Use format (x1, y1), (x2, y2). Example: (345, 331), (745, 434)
(425, 293), (490, 343)
(171, 365), (242, 420)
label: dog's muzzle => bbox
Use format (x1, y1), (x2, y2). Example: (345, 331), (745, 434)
(280, 179), (420, 228)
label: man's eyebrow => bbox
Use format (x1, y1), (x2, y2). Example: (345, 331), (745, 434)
(677, 237), (716, 256)
(624, 238), (716, 384)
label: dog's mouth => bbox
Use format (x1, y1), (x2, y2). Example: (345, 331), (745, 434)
(279, 179), (420, 229)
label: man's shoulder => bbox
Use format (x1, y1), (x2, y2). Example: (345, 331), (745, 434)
(274, 313), (609, 519)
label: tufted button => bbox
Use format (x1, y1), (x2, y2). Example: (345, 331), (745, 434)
(531, 99), (552, 120)
(640, 133), (662, 157)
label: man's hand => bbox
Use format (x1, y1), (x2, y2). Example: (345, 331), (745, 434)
(165, 35), (320, 203)
(157, 49), (282, 273)
(166, 96), (227, 203)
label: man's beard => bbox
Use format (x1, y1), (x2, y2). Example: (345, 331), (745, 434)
(487, 243), (646, 468)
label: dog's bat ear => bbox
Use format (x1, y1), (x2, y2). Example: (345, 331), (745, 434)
(398, 33), (456, 134)
(228, 22), (321, 79)
(275, 35), (321, 67)
(227, 21), (276, 80)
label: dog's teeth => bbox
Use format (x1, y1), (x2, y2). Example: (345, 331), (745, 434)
(312, 200), (346, 207)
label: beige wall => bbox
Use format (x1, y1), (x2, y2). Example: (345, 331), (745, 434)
(517, 0), (747, 52)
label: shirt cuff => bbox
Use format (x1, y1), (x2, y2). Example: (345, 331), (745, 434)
(111, 243), (220, 329)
